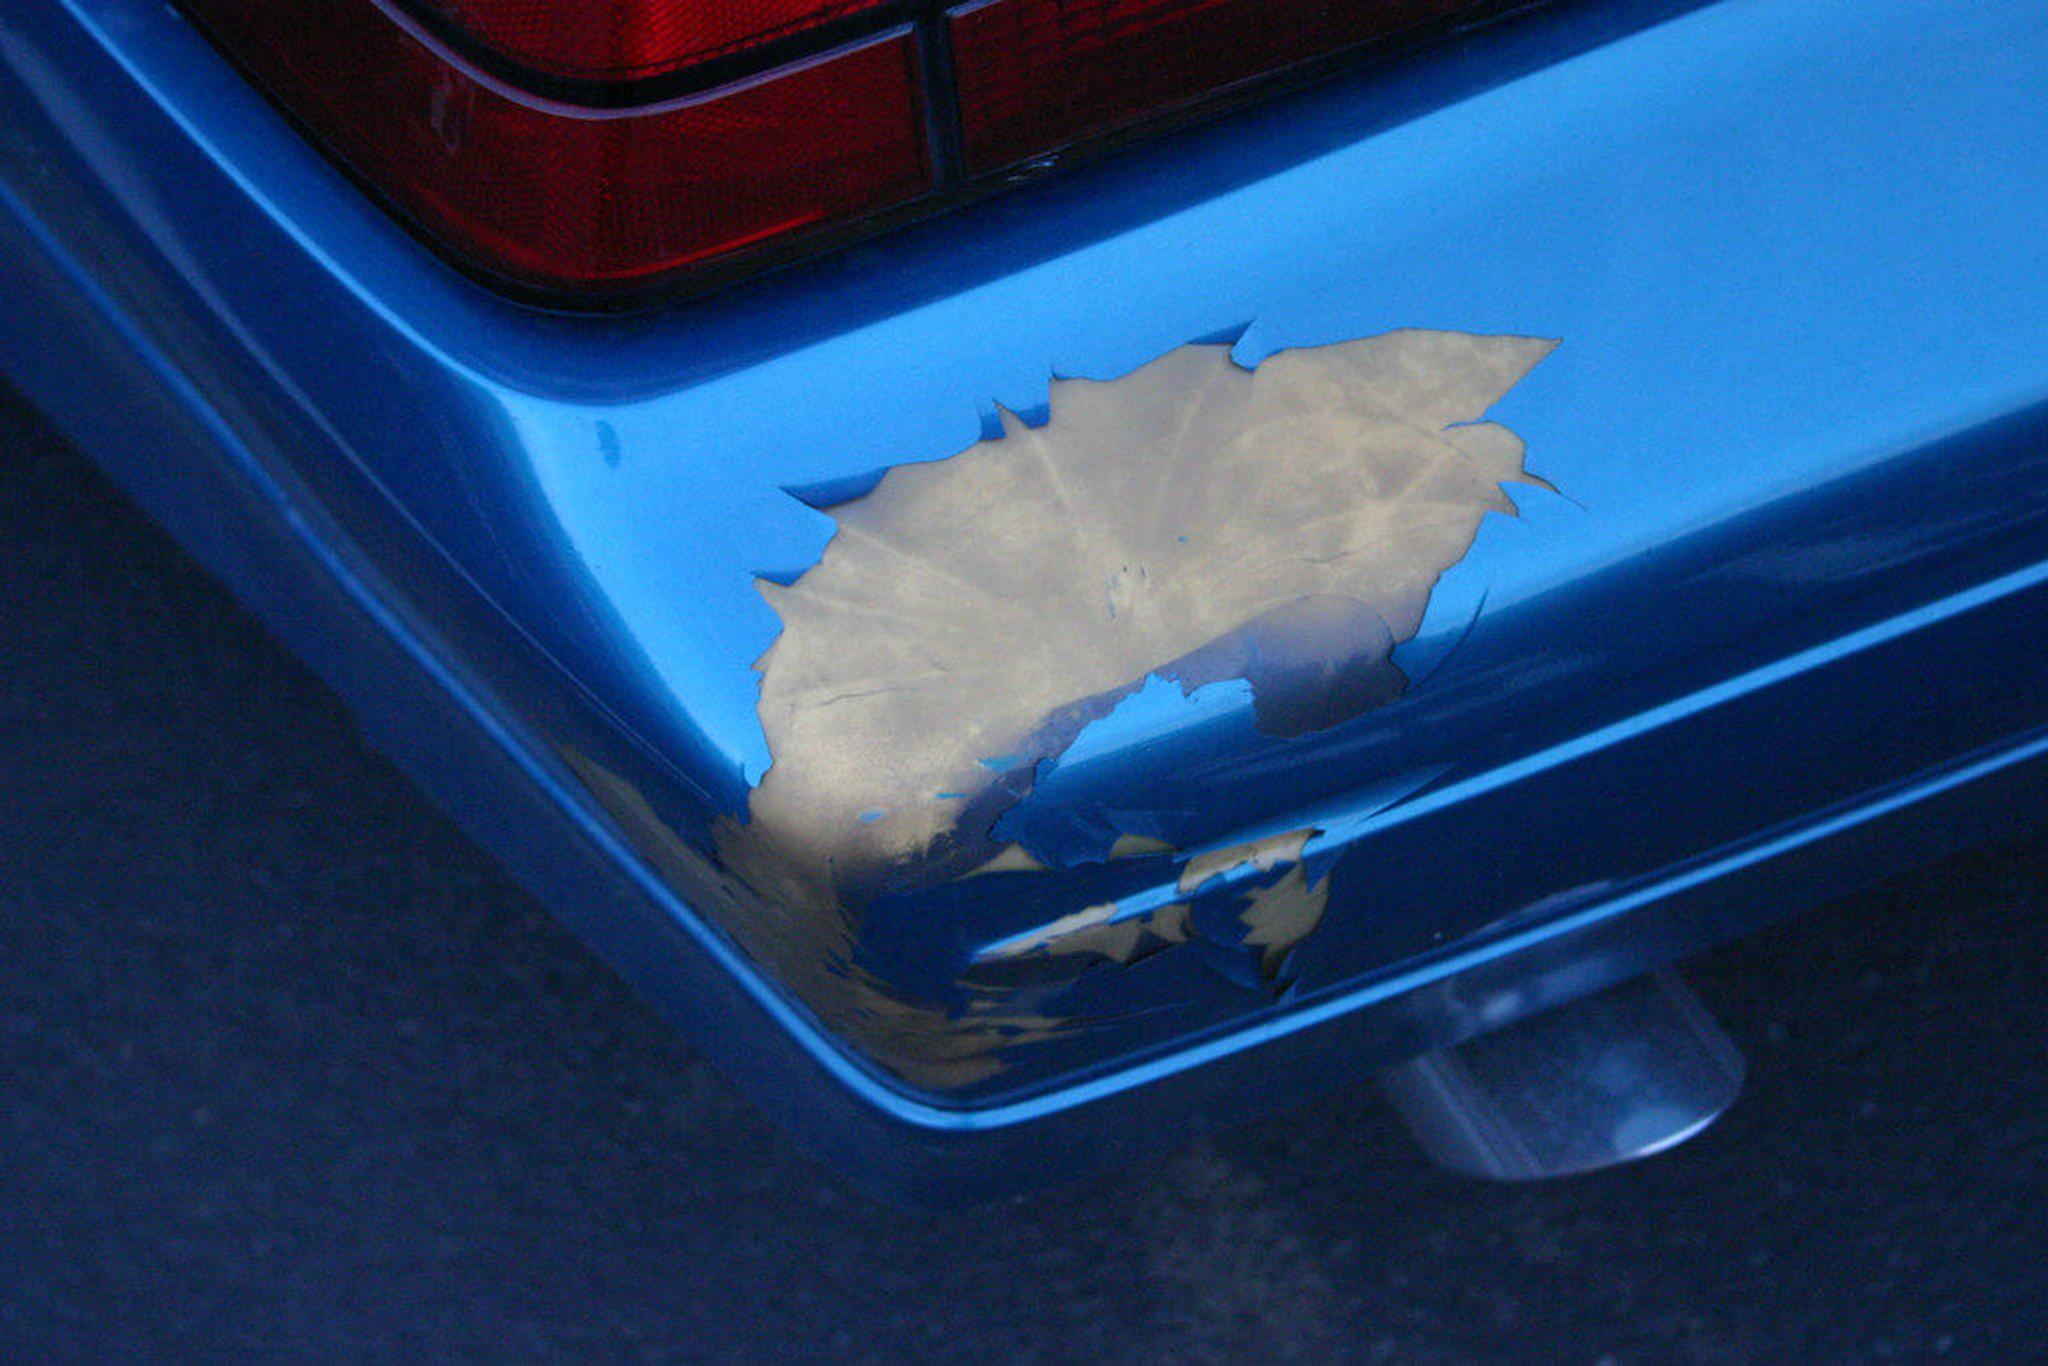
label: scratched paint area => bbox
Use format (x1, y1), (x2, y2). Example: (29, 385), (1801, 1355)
(972, 828), (1328, 983)
(695, 328), (1556, 1083)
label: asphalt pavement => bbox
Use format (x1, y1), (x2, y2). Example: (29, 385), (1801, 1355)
(4, 385), (2045, 1361)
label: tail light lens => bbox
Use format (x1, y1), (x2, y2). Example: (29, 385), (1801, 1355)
(180, 0), (1508, 300)
(407, 0), (893, 82)
(181, 0), (931, 294)
(951, 0), (1482, 174)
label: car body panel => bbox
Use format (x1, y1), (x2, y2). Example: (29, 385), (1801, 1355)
(4, 0), (2048, 1196)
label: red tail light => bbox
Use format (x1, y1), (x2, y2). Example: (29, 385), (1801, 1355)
(180, 0), (1508, 300)
(408, 0), (892, 81)
(951, 0), (1483, 174)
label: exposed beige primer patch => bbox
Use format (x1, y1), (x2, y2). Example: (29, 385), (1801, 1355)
(1108, 833), (1177, 860)
(1178, 828), (1330, 981)
(735, 330), (1555, 892)
(976, 899), (1193, 965)
(963, 843), (1052, 878)
(564, 747), (1066, 1087)
(1177, 829), (1316, 895)
(1238, 866), (1333, 979)
(973, 829), (1326, 980)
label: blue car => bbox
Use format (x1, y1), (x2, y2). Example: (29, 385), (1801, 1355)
(4, 0), (2045, 1203)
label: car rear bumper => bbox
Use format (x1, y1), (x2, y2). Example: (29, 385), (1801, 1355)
(5, 0), (2047, 1199)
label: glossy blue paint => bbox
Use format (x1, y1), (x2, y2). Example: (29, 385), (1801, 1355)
(5, 0), (2048, 1197)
